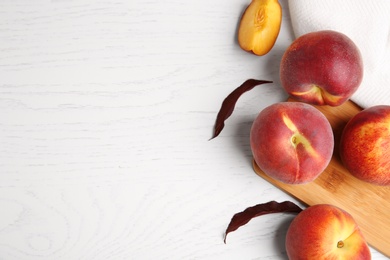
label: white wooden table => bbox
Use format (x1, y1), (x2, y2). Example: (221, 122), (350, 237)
(0, 1), (387, 259)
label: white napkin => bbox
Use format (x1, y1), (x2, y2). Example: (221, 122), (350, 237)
(287, 0), (390, 108)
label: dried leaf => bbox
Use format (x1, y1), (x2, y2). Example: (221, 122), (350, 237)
(210, 79), (273, 140)
(224, 200), (303, 243)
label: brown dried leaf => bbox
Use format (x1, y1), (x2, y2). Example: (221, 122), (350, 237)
(224, 200), (303, 243)
(210, 79), (273, 140)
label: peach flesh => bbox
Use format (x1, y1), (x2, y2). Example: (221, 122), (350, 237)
(238, 0), (282, 56)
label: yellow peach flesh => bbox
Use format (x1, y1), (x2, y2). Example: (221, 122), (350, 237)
(238, 0), (282, 55)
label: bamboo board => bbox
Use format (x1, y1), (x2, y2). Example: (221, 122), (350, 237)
(253, 98), (390, 257)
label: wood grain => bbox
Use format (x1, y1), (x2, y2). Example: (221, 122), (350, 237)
(253, 98), (390, 257)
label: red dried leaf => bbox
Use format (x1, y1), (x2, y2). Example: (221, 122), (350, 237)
(224, 200), (303, 243)
(210, 79), (273, 140)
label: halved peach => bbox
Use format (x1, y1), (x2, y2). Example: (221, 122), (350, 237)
(238, 0), (282, 56)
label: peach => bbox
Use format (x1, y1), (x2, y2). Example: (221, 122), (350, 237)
(340, 105), (390, 186)
(250, 102), (333, 184)
(280, 30), (363, 106)
(238, 0), (282, 56)
(286, 204), (371, 260)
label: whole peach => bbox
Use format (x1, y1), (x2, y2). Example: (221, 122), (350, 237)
(280, 30), (363, 106)
(286, 204), (371, 260)
(340, 105), (390, 186)
(250, 102), (333, 184)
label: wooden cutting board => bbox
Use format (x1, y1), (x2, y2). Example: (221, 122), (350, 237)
(253, 98), (390, 257)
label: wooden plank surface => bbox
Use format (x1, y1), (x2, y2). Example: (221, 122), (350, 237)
(253, 98), (390, 257)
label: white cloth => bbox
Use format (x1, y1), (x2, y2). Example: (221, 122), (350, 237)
(287, 0), (390, 108)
